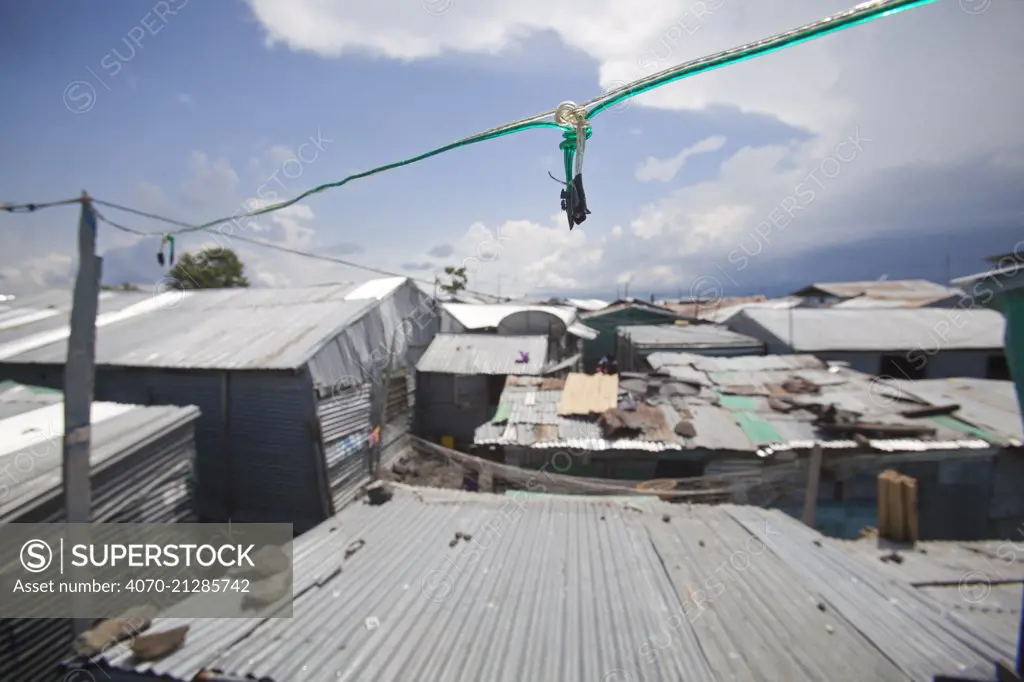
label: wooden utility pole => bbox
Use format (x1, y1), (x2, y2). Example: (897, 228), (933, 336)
(802, 443), (823, 527)
(63, 192), (101, 634)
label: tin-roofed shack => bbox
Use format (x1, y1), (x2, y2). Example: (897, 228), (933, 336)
(0, 278), (438, 532)
(616, 323), (764, 371)
(414, 334), (579, 447)
(0, 381), (199, 682)
(439, 302), (597, 362)
(726, 306), (1010, 380)
(579, 298), (693, 371)
(473, 355), (1024, 540)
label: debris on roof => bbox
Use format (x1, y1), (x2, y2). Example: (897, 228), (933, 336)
(558, 372), (618, 416)
(416, 334), (549, 375)
(476, 352), (1022, 455)
(87, 486), (1019, 682)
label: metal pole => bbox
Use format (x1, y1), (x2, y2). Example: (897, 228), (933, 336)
(64, 191), (101, 634)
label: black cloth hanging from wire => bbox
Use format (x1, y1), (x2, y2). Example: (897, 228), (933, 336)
(560, 173), (590, 230)
(558, 125), (592, 230)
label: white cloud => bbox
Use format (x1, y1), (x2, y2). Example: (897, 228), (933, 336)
(238, 0), (1023, 293)
(0, 252), (73, 290)
(180, 151), (240, 209)
(177, 93), (193, 105)
(635, 135), (726, 183)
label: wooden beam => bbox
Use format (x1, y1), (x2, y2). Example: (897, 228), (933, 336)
(803, 443), (824, 527)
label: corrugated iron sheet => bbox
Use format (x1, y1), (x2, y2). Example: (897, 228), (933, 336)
(0, 383), (199, 682)
(0, 289), (377, 370)
(805, 279), (964, 300)
(317, 384), (372, 443)
(737, 307), (1005, 351)
(90, 488), (1015, 682)
(558, 373), (618, 416)
(478, 352), (1022, 457)
(416, 334), (548, 375)
(619, 324), (763, 348)
(442, 303), (578, 329)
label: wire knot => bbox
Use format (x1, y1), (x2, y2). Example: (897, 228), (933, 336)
(554, 101), (589, 128)
(553, 102), (593, 231)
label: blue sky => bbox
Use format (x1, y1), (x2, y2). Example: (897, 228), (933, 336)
(1, 0), (1021, 300)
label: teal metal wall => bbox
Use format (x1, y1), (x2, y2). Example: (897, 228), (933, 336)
(582, 309), (682, 370)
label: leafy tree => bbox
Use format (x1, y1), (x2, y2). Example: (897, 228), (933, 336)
(101, 282), (141, 292)
(438, 265), (467, 295)
(169, 249), (250, 289)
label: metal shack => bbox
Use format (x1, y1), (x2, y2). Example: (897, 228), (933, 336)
(616, 323), (764, 371)
(579, 299), (692, 371)
(439, 302), (597, 363)
(0, 381), (199, 682)
(0, 278), (438, 532)
(414, 333), (575, 447)
(726, 306), (1010, 380)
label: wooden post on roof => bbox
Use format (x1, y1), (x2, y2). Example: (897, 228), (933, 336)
(802, 443), (824, 528)
(878, 469), (896, 539)
(64, 191), (100, 635)
(903, 475), (919, 543)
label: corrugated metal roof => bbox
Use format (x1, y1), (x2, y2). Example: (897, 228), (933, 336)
(797, 279), (964, 300)
(343, 277), (407, 301)
(0, 383), (199, 681)
(648, 352), (826, 373)
(442, 303), (577, 329)
(480, 352), (1022, 454)
(564, 297), (610, 311)
(580, 299), (688, 320)
(566, 321), (598, 340)
(0, 382), (199, 522)
(884, 377), (1024, 442)
(415, 334), (548, 375)
(91, 488), (1016, 682)
(661, 295), (768, 317)
(736, 307), (1005, 351)
(832, 295), (954, 309)
(700, 297), (803, 323)
(0, 287), (380, 370)
(619, 324), (764, 348)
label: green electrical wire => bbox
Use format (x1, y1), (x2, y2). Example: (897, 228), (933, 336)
(586, 0), (941, 119)
(175, 120), (564, 234)
(90, 0), (941, 237)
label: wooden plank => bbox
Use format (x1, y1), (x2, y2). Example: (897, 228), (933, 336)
(888, 472), (905, 542)
(903, 475), (919, 543)
(803, 443), (824, 528)
(557, 372), (619, 416)
(878, 471), (890, 539)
